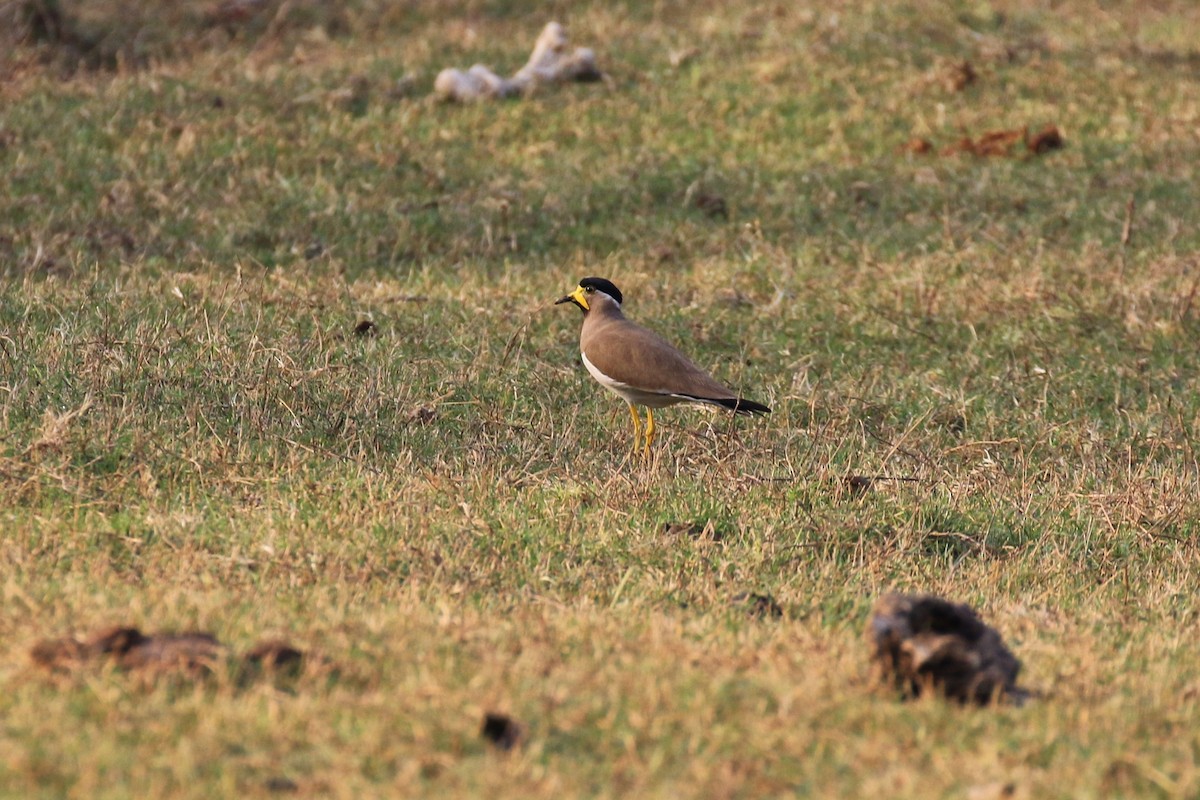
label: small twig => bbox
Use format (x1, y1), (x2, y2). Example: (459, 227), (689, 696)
(878, 408), (934, 467)
(738, 473), (920, 486)
(262, 0), (295, 42)
(865, 304), (940, 345)
(942, 438), (1020, 454)
(738, 475), (793, 484)
(1177, 269), (1200, 322)
(281, 437), (383, 475)
(1120, 195), (1135, 249)
(498, 316), (531, 370)
(850, 474), (920, 484)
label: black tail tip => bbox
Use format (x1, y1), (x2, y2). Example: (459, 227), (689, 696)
(726, 398), (771, 415)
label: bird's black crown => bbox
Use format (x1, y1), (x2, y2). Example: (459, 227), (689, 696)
(579, 277), (623, 305)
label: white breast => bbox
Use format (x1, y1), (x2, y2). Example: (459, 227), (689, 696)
(582, 350), (630, 394)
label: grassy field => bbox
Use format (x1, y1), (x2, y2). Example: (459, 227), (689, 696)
(3, 0), (1200, 796)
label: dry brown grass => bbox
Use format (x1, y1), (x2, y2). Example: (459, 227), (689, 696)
(3, 0), (1200, 797)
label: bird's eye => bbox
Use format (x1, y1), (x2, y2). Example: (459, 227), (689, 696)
(584, 286), (595, 293)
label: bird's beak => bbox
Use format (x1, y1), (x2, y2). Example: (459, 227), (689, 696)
(555, 286), (589, 311)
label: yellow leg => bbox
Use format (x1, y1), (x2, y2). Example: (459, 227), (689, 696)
(644, 408), (656, 454)
(627, 404), (643, 450)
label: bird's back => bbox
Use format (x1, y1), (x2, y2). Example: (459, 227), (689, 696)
(580, 310), (739, 401)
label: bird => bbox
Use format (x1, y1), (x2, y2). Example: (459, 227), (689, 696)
(555, 277), (770, 453)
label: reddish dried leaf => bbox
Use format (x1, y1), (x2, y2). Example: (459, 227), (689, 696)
(941, 128), (1025, 157)
(973, 128), (1025, 156)
(944, 60), (977, 92)
(900, 137), (934, 155)
(1026, 124), (1064, 154)
(940, 136), (976, 156)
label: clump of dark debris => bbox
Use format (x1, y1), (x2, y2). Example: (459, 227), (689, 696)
(900, 124), (1064, 158)
(31, 624), (305, 680)
(867, 593), (1024, 705)
(732, 592), (784, 620)
(480, 712), (524, 751)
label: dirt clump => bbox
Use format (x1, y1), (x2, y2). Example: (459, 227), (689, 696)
(867, 593), (1023, 705)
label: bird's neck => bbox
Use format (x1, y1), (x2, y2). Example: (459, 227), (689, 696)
(589, 302), (624, 321)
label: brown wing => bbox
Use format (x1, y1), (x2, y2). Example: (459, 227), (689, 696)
(581, 316), (738, 400)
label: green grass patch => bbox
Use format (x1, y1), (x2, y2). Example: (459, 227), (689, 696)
(3, 0), (1200, 797)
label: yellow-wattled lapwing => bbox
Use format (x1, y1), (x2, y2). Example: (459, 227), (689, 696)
(556, 277), (770, 453)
